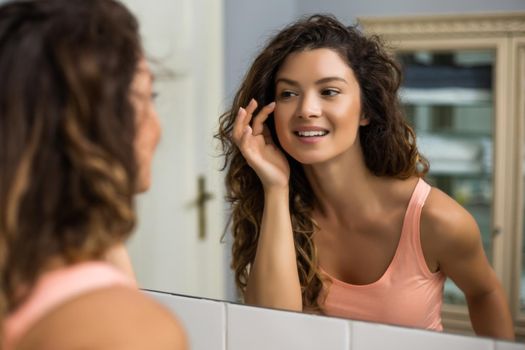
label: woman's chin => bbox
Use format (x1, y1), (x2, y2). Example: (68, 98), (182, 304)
(288, 152), (328, 166)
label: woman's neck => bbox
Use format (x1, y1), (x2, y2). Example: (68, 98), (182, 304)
(303, 147), (386, 225)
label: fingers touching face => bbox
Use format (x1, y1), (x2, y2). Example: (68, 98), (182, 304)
(232, 99), (275, 145)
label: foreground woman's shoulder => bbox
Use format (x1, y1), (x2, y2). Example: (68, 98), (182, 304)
(18, 286), (188, 350)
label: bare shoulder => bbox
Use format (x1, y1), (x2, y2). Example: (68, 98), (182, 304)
(18, 286), (188, 350)
(420, 185), (482, 264)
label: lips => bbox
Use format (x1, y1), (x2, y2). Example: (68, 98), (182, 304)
(295, 130), (328, 137)
(293, 126), (330, 138)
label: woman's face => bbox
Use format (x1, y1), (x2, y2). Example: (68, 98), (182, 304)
(130, 58), (161, 193)
(273, 48), (368, 165)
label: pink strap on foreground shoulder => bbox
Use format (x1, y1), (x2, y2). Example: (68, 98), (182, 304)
(3, 261), (135, 350)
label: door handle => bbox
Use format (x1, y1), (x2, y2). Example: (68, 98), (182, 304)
(196, 175), (214, 240)
(492, 226), (502, 238)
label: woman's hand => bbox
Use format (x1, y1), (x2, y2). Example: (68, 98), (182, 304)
(232, 99), (290, 190)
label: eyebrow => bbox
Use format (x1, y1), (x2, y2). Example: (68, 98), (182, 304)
(275, 76), (348, 86)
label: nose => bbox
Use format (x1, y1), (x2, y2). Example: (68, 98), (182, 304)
(154, 110), (162, 145)
(296, 91), (321, 119)
(150, 105), (162, 147)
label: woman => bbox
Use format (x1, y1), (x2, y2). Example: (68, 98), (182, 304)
(217, 14), (514, 339)
(0, 0), (186, 348)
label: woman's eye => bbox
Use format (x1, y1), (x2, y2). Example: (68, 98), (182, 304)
(322, 89), (339, 97)
(279, 90), (297, 99)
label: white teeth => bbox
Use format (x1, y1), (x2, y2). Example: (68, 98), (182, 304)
(296, 130), (328, 137)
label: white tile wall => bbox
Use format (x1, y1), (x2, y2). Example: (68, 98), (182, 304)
(496, 340), (525, 350)
(147, 291), (226, 350)
(227, 303), (350, 350)
(147, 291), (525, 350)
(352, 321), (494, 350)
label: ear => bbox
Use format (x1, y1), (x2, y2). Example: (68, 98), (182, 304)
(359, 116), (370, 126)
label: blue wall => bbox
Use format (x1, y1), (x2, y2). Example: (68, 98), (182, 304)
(224, 0), (296, 105)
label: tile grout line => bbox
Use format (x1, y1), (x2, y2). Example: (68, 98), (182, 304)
(223, 301), (228, 350)
(348, 321), (353, 350)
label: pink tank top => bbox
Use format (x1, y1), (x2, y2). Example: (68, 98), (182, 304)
(320, 178), (445, 331)
(3, 261), (134, 349)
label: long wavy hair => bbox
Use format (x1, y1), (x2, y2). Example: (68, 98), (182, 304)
(216, 14), (429, 311)
(0, 0), (142, 325)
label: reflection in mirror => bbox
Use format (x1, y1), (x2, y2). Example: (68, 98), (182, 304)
(398, 50), (495, 306)
(215, 13), (515, 341)
(118, 0), (525, 342)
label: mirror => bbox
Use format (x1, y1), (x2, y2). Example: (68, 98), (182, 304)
(119, 0), (525, 342)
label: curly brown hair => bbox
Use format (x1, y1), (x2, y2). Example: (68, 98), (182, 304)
(0, 0), (142, 322)
(216, 14), (428, 311)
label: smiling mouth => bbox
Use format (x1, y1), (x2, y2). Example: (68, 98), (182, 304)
(294, 130), (329, 137)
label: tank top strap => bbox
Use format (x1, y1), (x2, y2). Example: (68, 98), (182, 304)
(3, 261), (134, 350)
(406, 178), (431, 219)
(398, 177), (436, 277)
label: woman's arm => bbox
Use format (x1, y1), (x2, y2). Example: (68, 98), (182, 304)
(244, 187), (302, 310)
(232, 99), (302, 311)
(442, 219), (513, 340)
(422, 189), (514, 340)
